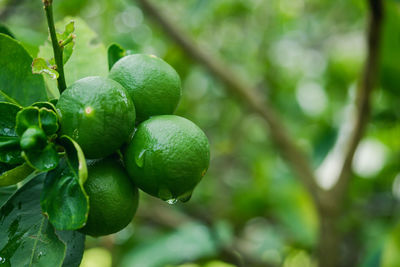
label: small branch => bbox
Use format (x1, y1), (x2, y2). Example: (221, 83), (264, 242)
(43, 0), (67, 93)
(332, 0), (384, 200)
(137, 0), (322, 204)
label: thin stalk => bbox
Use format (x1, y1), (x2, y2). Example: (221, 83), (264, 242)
(43, 0), (67, 93)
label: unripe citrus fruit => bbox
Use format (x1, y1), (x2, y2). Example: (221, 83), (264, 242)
(56, 76), (135, 159)
(80, 157), (139, 237)
(19, 126), (47, 151)
(109, 54), (182, 123)
(124, 115), (210, 203)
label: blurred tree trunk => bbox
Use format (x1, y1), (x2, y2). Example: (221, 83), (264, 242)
(137, 0), (383, 266)
(318, 208), (341, 267)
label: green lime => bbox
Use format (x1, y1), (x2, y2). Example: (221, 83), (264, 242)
(124, 115), (210, 203)
(80, 157), (139, 237)
(56, 76), (135, 159)
(19, 126), (47, 151)
(109, 54), (182, 123)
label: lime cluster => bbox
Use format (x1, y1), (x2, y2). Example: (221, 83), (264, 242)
(56, 54), (210, 236)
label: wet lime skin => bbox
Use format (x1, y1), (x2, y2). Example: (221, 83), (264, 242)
(80, 158), (139, 237)
(124, 115), (210, 201)
(56, 76), (136, 159)
(109, 54), (182, 123)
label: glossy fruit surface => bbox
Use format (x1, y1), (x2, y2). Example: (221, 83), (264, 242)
(56, 76), (135, 159)
(109, 54), (181, 123)
(124, 115), (210, 203)
(80, 158), (139, 237)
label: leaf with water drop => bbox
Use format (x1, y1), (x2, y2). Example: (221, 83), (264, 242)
(41, 157), (89, 231)
(0, 102), (23, 165)
(32, 58), (59, 80)
(56, 230), (85, 267)
(0, 174), (66, 266)
(40, 136), (88, 230)
(0, 33), (47, 106)
(22, 143), (59, 172)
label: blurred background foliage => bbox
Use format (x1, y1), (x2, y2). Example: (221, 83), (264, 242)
(0, 0), (399, 266)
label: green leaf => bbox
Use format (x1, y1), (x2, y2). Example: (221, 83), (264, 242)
(15, 107), (40, 136)
(32, 101), (57, 112)
(0, 174), (66, 266)
(59, 135), (88, 184)
(38, 17), (108, 98)
(41, 157), (89, 230)
(56, 21), (76, 65)
(0, 136), (22, 165)
(23, 143), (59, 172)
(0, 136), (19, 149)
(56, 230), (85, 267)
(57, 21), (75, 42)
(0, 102), (21, 137)
(32, 58), (59, 80)
(0, 185), (17, 208)
(0, 102), (23, 165)
(39, 108), (59, 136)
(0, 163), (33, 187)
(40, 136), (88, 230)
(0, 33), (47, 106)
(16, 106), (58, 137)
(107, 43), (126, 70)
(0, 24), (14, 39)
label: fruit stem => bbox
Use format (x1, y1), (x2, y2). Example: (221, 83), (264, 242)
(42, 0), (67, 93)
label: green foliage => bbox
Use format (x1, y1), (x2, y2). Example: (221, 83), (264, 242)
(56, 20), (76, 65)
(0, 34), (47, 106)
(1, 0), (399, 266)
(22, 143), (59, 172)
(0, 164), (33, 187)
(15, 106), (60, 171)
(32, 58), (59, 80)
(38, 17), (108, 98)
(57, 230), (85, 267)
(0, 174), (66, 266)
(40, 136), (88, 230)
(107, 43), (126, 70)
(0, 102), (23, 165)
(0, 24), (14, 38)
(0, 185), (17, 208)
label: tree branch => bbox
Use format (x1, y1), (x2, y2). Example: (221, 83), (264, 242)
(136, 0), (322, 203)
(43, 0), (67, 93)
(331, 0), (384, 199)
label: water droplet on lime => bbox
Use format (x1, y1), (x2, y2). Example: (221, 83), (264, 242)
(158, 187), (172, 201)
(166, 198), (178, 205)
(135, 150), (146, 168)
(178, 191), (193, 203)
